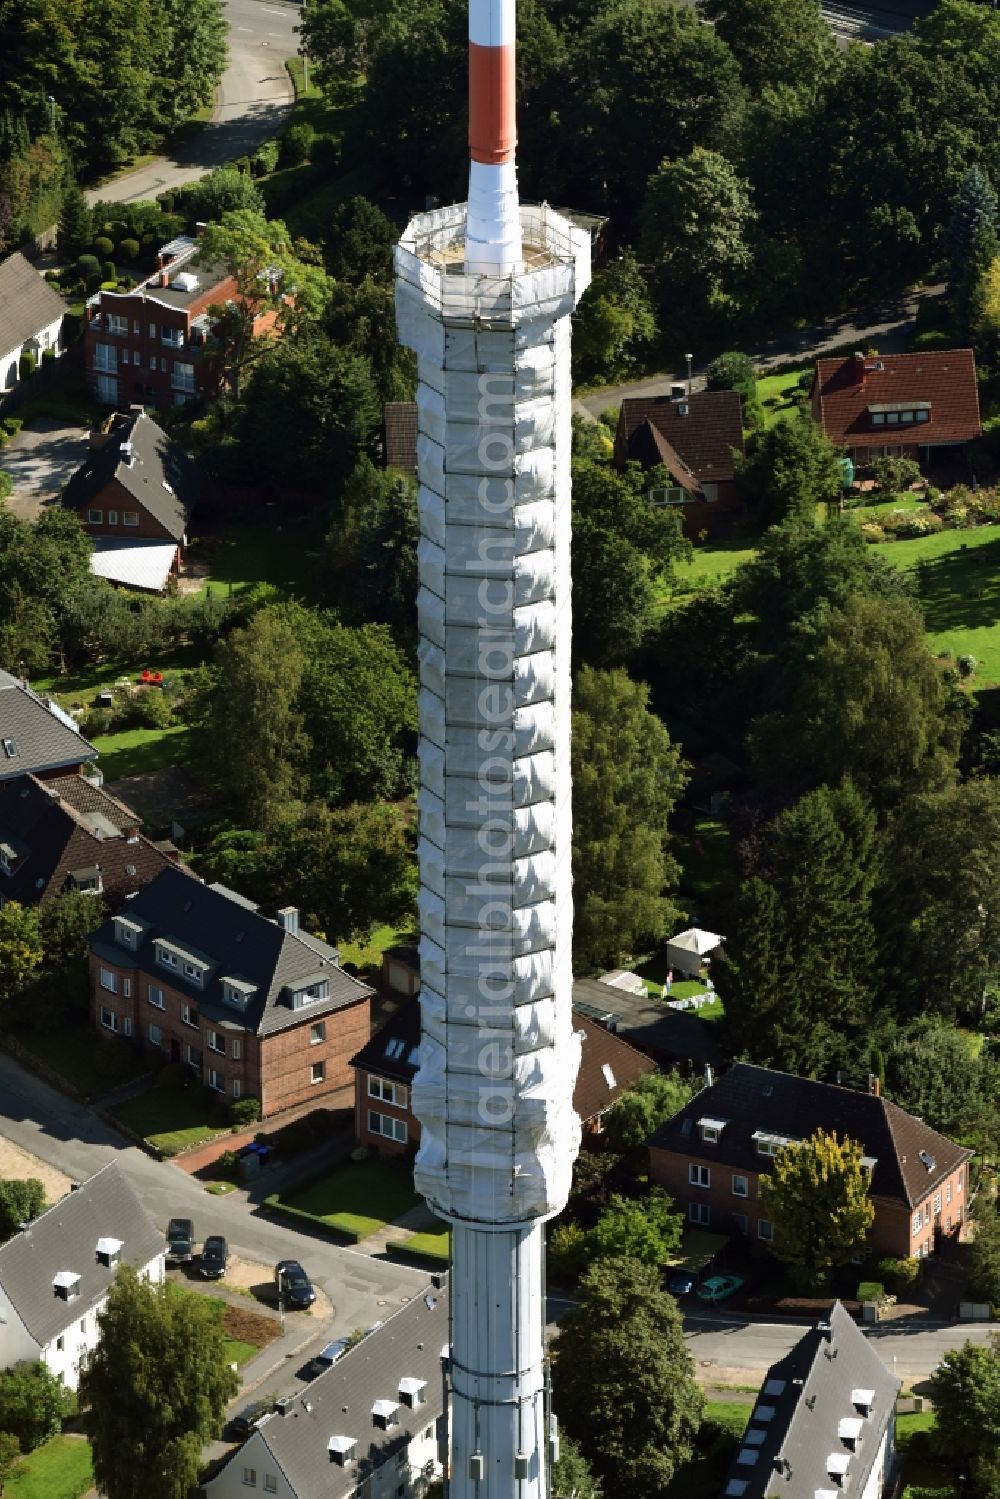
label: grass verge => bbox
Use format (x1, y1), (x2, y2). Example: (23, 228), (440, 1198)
(90, 723), (192, 780)
(273, 1158), (420, 1241)
(14, 1025), (148, 1101)
(388, 1228), (450, 1264)
(339, 923), (418, 974)
(756, 369), (808, 428)
(110, 1082), (229, 1154)
(7, 1436), (93, 1499)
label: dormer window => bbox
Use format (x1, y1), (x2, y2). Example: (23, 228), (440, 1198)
(96, 1237), (123, 1268)
(0, 842), (16, 875)
(53, 1271), (81, 1301)
(852, 1388), (875, 1415)
(155, 940), (209, 987)
(286, 976), (331, 1009)
(860, 1156), (877, 1178)
(114, 915), (144, 949)
(372, 1399), (399, 1430)
(753, 1130), (798, 1157)
(838, 1416), (863, 1451)
(222, 977), (255, 1010)
(827, 1453), (850, 1486)
(328, 1436), (357, 1467)
(399, 1377), (427, 1408)
(69, 866), (102, 894)
(699, 1116), (727, 1144)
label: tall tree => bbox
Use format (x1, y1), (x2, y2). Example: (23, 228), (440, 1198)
(572, 251), (657, 385)
(0, 1362), (72, 1452)
(718, 782), (879, 1075)
(81, 1265), (239, 1499)
(876, 779), (1000, 1021)
(640, 147), (756, 292)
(947, 165), (999, 336)
(602, 1071), (695, 1155)
(56, 182), (91, 260)
(327, 460), (418, 645)
(551, 1256), (703, 1499)
(0, 1180), (45, 1243)
(929, 1340), (1000, 1471)
(884, 1025), (987, 1137)
(202, 609), (309, 827)
(0, 902), (43, 1011)
(572, 667), (687, 972)
(551, 1434), (602, 1499)
(698, 0), (836, 97)
(737, 411), (843, 528)
(758, 1129), (875, 1290)
(586, 1189), (684, 1268)
(156, 0), (227, 122)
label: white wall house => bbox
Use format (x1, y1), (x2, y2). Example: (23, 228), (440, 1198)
(0, 1161), (165, 1391)
(205, 1289), (448, 1499)
(0, 251), (68, 392)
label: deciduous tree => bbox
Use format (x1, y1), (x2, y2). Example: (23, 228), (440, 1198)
(551, 1256), (703, 1499)
(81, 1266), (239, 1499)
(0, 903), (43, 1011)
(884, 1025), (988, 1136)
(572, 667), (687, 972)
(758, 1129), (875, 1290)
(0, 1431), (21, 1494)
(640, 147), (756, 292)
(551, 1433), (602, 1499)
(929, 1339), (1000, 1468)
(586, 1189), (683, 1268)
(0, 1360), (71, 1450)
(603, 1071), (695, 1155)
(737, 411), (843, 528)
(0, 1179), (45, 1243)
(698, 0), (836, 97)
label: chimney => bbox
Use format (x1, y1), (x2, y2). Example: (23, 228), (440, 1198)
(704, 1064), (714, 1088)
(869, 1073), (880, 1097)
(277, 905), (299, 935)
(670, 382), (686, 401)
(852, 350), (866, 386)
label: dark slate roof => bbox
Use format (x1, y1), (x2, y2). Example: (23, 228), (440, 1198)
(648, 1062), (972, 1210)
(0, 771), (185, 906)
(812, 349), (981, 450)
(210, 1286), (448, 1499)
(88, 865), (374, 1037)
(383, 402), (418, 474)
(0, 672), (97, 780)
(718, 1301), (898, 1499)
(0, 251), (67, 354)
(617, 391), (745, 482)
(351, 995), (657, 1124)
(0, 1161), (164, 1347)
(571, 976), (724, 1068)
(62, 410), (199, 540)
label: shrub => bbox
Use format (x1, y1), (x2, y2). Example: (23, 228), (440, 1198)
(79, 706), (113, 737)
(548, 1221), (589, 1280)
(876, 1256), (921, 1293)
(2, 416), (23, 436)
(118, 237), (140, 263)
(251, 139), (280, 176)
(41, 347), (55, 365)
(93, 235), (114, 259)
(310, 134), (340, 171)
(879, 509), (943, 539)
(959, 654), (978, 679)
(133, 689), (174, 729)
(868, 455), (922, 495)
(93, 1037), (140, 1084)
(857, 1280), (884, 1303)
(229, 1096), (262, 1126)
(216, 1149), (239, 1173)
(859, 521), (886, 544)
(18, 351), (36, 380)
(102, 260), (116, 282)
(280, 122), (316, 166)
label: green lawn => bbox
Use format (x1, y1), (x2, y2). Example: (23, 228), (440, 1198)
(200, 523), (320, 599)
(222, 1337), (259, 1366)
(89, 723), (192, 780)
(111, 1082), (228, 1154)
(880, 525), (1000, 686)
(390, 1227), (451, 1263)
(7, 1436), (93, 1499)
(673, 538), (756, 586)
(757, 368), (809, 428)
(15, 1024), (148, 1101)
(278, 1158), (421, 1240)
(703, 1401), (751, 1436)
(853, 492), (929, 520)
(34, 647), (200, 713)
(339, 923), (417, 973)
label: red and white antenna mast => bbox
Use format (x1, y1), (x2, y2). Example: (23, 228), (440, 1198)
(466, 0), (521, 274)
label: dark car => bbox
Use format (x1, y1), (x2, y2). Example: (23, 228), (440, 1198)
(275, 1259), (316, 1309)
(200, 1235), (229, 1279)
(165, 1218), (194, 1264)
(310, 1338), (349, 1378)
(231, 1399), (273, 1439)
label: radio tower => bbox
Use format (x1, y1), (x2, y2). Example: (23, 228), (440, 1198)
(394, 0), (590, 1492)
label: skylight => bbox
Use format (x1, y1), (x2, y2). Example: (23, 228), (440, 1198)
(763, 1379), (787, 1397)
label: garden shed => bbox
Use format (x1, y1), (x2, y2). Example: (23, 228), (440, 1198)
(665, 927), (724, 979)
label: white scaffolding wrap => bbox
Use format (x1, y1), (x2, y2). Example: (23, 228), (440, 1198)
(396, 198), (589, 1499)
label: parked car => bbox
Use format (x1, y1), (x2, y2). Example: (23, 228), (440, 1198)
(200, 1235), (229, 1279)
(231, 1399), (273, 1438)
(695, 1274), (744, 1304)
(165, 1218), (194, 1264)
(275, 1259), (316, 1309)
(310, 1338), (349, 1378)
(667, 1269), (697, 1297)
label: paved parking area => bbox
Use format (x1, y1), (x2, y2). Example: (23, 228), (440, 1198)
(0, 416), (90, 518)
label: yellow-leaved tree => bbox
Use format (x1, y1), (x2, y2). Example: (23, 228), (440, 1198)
(759, 1128), (875, 1291)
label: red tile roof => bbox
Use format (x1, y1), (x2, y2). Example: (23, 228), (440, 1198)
(811, 349), (981, 451)
(616, 391), (745, 483)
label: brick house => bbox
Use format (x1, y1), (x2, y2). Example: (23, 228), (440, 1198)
(810, 349), (982, 475)
(0, 670), (97, 783)
(613, 389), (745, 538)
(88, 867), (374, 1118)
(0, 771), (186, 909)
(350, 994), (656, 1155)
(648, 1062), (973, 1261)
(83, 234), (280, 412)
(62, 408), (199, 591)
(719, 1300), (899, 1499)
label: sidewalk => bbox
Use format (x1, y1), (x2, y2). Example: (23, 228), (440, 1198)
(354, 1201), (440, 1257)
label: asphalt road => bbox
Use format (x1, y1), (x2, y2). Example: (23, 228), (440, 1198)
(85, 0), (299, 207)
(0, 1053), (427, 1347)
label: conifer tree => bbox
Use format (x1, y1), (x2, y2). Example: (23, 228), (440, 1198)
(57, 184), (92, 262)
(947, 165), (999, 337)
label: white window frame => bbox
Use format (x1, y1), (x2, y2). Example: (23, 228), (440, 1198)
(933, 1192), (942, 1215)
(100, 1007), (117, 1032)
(369, 1075), (407, 1108)
(123, 511), (139, 526)
(233, 1078), (242, 1099)
(310, 1021), (326, 1045)
(123, 1016), (133, 1037)
(87, 509), (103, 524)
(369, 1111), (407, 1144)
(311, 1060), (325, 1084)
(232, 1038), (241, 1060)
(181, 1004), (197, 1028)
(108, 510), (118, 525)
(243, 1472), (256, 1489)
(99, 968), (118, 994)
(108, 314), (128, 336)
(148, 985), (165, 1010)
(207, 1030), (224, 1053)
(688, 1201), (710, 1226)
(148, 322), (156, 338)
(148, 1023), (162, 1047)
(732, 1174), (748, 1198)
(155, 945), (178, 971)
(913, 1210), (922, 1234)
(123, 978), (132, 998)
(689, 1163), (710, 1189)
(757, 1219), (774, 1242)
(183, 960), (205, 987)
(946, 1183), (952, 1205)
(208, 1068), (225, 1093)
(263, 1479), (277, 1495)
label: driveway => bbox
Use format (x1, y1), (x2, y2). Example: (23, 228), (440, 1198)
(86, 0), (298, 207)
(0, 417), (90, 518)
